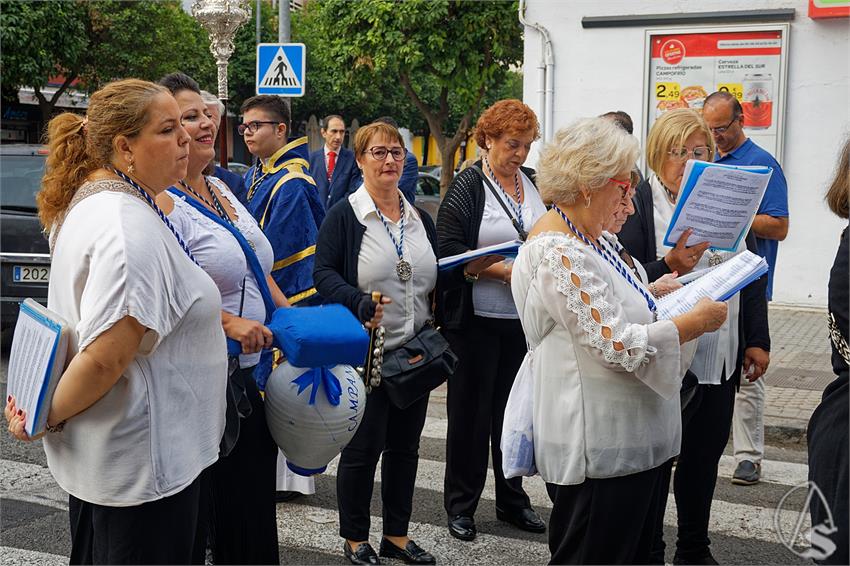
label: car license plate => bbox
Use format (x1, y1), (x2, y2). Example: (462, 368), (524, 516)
(13, 265), (50, 283)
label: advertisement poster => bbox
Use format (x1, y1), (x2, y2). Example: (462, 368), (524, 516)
(645, 27), (788, 162)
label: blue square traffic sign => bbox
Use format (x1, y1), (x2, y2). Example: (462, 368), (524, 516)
(256, 43), (306, 97)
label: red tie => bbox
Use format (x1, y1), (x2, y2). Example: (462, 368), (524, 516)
(327, 151), (336, 181)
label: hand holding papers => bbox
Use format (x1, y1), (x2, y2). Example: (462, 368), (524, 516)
(6, 299), (71, 437)
(655, 251), (768, 320)
(663, 160), (773, 251)
(438, 239), (522, 271)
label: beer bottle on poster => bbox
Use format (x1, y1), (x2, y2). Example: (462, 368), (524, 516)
(742, 74), (773, 129)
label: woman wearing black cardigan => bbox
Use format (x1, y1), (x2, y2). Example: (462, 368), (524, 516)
(618, 109), (770, 565)
(436, 100), (548, 542)
(313, 122), (440, 566)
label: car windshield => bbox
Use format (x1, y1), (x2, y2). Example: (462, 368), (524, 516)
(1, 154), (46, 211)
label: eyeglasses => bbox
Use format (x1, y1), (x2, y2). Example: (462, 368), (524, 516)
(237, 121), (279, 136)
(708, 118), (738, 135)
(667, 146), (712, 162)
(365, 146), (407, 161)
(608, 177), (633, 199)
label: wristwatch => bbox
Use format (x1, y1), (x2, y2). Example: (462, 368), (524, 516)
(463, 268), (479, 283)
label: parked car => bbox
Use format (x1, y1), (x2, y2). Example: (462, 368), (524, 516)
(221, 161), (250, 176)
(1, 145), (49, 332)
(415, 172), (441, 222)
(418, 165), (442, 179)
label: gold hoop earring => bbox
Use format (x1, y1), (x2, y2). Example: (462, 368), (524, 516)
(584, 195), (591, 208)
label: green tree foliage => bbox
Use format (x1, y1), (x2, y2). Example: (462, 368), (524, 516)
(300, 0), (523, 191)
(0, 0), (215, 124)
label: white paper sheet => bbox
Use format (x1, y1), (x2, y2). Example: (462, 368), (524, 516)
(655, 251), (767, 320)
(7, 299), (70, 436)
(663, 160), (772, 251)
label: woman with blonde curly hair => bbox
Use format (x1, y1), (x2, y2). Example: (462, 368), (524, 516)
(5, 79), (227, 564)
(515, 117), (727, 563)
(437, 99), (547, 541)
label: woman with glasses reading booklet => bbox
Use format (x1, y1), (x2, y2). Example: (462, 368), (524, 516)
(619, 108), (770, 565)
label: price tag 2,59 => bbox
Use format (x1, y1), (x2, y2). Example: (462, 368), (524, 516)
(717, 83), (744, 100)
(656, 82), (681, 100)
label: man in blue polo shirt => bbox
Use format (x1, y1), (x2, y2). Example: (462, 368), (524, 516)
(703, 91), (789, 487)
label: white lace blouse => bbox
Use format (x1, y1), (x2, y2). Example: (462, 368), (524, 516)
(511, 232), (691, 485)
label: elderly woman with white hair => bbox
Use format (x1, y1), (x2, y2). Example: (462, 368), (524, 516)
(511, 117), (728, 564)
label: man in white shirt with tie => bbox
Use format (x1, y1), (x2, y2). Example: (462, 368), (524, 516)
(309, 115), (362, 210)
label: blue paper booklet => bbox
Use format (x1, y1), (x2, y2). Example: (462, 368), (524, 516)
(655, 251), (768, 320)
(7, 299), (71, 436)
(438, 239), (522, 271)
(663, 160), (772, 252)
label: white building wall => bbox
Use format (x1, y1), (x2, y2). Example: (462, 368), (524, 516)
(522, 0), (849, 308)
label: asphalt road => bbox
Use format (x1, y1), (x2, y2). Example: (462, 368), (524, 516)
(0, 354), (815, 565)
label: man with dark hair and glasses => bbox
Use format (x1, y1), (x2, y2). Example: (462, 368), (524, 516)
(239, 94), (326, 504)
(239, 95), (325, 306)
(703, 90), (789, 488)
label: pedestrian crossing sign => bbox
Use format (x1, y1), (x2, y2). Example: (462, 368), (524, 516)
(256, 43), (306, 97)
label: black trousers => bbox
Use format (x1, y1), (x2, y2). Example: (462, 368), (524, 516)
(337, 384), (430, 541)
(546, 464), (667, 565)
(650, 376), (737, 563)
(69, 472), (205, 565)
(208, 366), (280, 565)
(444, 316), (531, 518)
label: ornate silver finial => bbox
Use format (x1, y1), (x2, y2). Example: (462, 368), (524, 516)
(191, 0), (252, 100)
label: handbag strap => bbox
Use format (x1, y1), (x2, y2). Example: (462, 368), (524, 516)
(471, 165), (528, 241)
(168, 188), (276, 322)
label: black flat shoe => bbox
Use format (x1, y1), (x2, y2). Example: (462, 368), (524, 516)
(379, 538), (436, 565)
(495, 506), (546, 533)
(344, 541), (381, 565)
(447, 514), (476, 541)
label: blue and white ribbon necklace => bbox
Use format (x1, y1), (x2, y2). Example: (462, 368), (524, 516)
(553, 204), (657, 315)
(374, 193), (412, 281)
(109, 166), (199, 265)
(484, 157), (524, 231)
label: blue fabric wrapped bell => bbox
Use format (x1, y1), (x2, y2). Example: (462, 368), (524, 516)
(267, 304), (369, 368)
(264, 362), (366, 475)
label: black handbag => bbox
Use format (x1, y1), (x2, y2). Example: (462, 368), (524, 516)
(380, 322), (458, 409)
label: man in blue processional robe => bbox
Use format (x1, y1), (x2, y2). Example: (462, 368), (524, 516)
(239, 95), (326, 306)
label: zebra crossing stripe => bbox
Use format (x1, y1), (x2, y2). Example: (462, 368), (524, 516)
(418, 416), (810, 487)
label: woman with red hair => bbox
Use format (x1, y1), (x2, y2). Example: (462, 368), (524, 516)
(436, 99), (547, 541)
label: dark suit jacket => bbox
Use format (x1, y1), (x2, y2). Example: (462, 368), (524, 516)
(399, 151), (419, 205)
(308, 147), (362, 210)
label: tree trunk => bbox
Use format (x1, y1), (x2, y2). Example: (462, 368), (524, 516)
(33, 74), (77, 137)
(437, 137), (462, 198)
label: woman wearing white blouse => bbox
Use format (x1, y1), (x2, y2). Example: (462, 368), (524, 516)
(314, 121), (455, 566)
(437, 100), (548, 541)
(6, 79), (227, 564)
(512, 117), (727, 564)
(155, 73), (286, 565)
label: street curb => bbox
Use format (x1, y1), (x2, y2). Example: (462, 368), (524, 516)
(765, 417), (808, 446)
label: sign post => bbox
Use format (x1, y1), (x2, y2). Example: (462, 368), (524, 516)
(256, 43), (306, 97)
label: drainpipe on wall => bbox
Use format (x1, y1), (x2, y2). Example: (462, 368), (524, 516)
(518, 0), (554, 142)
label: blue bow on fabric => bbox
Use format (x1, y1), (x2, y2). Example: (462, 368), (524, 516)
(291, 367), (342, 406)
